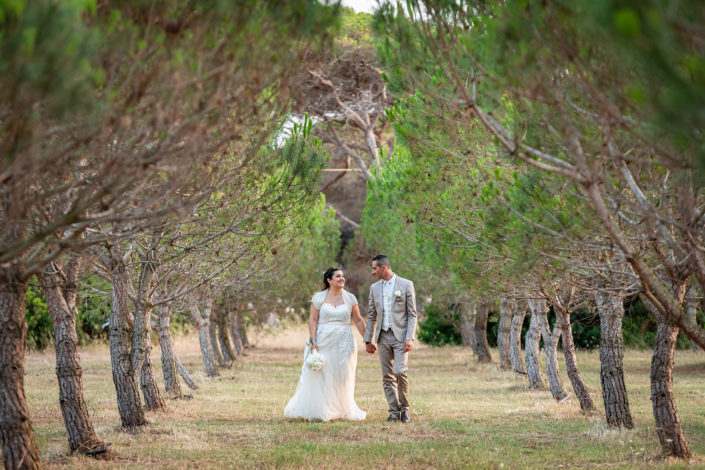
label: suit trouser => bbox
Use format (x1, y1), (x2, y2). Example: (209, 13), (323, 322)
(378, 329), (409, 414)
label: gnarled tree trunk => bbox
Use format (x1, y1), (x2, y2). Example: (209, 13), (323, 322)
(461, 302), (492, 362)
(139, 352), (165, 411)
(130, 249), (165, 412)
(458, 302), (472, 348)
(685, 285), (700, 351)
(40, 256), (105, 453)
(498, 297), (513, 370)
(554, 305), (595, 411)
(510, 300), (526, 374)
(530, 298), (567, 401)
(107, 245), (146, 428)
(524, 305), (546, 390)
(595, 292), (633, 428)
(175, 356), (198, 389)
(237, 311), (251, 350)
(229, 310), (245, 356)
(217, 307), (237, 362)
(208, 306), (226, 367)
(651, 321), (690, 459)
(190, 298), (220, 377)
(0, 266), (41, 470)
(472, 303), (492, 363)
(156, 305), (181, 397)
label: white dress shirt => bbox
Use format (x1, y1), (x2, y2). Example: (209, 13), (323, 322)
(381, 274), (397, 331)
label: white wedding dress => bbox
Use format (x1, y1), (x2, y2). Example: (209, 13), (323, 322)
(284, 289), (366, 422)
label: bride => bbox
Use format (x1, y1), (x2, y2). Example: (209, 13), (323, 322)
(284, 267), (367, 421)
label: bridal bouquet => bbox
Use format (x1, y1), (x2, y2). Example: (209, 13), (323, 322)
(304, 350), (325, 372)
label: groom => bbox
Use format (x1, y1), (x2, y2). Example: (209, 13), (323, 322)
(364, 254), (417, 423)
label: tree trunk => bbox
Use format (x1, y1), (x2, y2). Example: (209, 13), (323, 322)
(555, 307), (596, 411)
(130, 250), (165, 411)
(685, 285), (700, 351)
(524, 306), (546, 390)
(497, 297), (513, 370)
(237, 311), (251, 349)
(217, 307), (237, 362)
(107, 246), (146, 428)
(139, 352), (165, 411)
(0, 267), (42, 470)
(39, 257), (105, 453)
(228, 310), (245, 356)
(156, 305), (181, 397)
(595, 292), (633, 428)
(189, 299), (220, 377)
(175, 356), (198, 390)
(463, 302), (492, 362)
(208, 306), (226, 366)
(530, 298), (568, 400)
(651, 321), (691, 459)
(510, 301), (527, 374)
(458, 302), (473, 348)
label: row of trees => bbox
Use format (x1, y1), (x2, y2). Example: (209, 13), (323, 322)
(359, 0), (703, 460)
(0, 1), (341, 468)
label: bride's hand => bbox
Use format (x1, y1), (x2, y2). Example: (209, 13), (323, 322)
(310, 342), (319, 352)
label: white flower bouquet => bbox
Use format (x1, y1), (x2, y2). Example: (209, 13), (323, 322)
(304, 349), (325, 372)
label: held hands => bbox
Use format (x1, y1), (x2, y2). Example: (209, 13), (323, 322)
(365, 342), (377, 354)
(403, 339), (414, 353)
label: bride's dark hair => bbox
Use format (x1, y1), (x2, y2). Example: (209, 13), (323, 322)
(322, 267), (342, 290)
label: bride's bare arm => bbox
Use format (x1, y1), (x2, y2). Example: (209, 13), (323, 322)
(351, 304), (366, 337)
(308, 303), (320, 351)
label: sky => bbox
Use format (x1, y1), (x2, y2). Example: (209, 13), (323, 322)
(340, 0), (379, 14)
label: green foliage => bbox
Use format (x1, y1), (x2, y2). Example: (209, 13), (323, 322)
(76, 276), (111, 343)
(417, 303), (462, 346)
(25, 278), (51, 350)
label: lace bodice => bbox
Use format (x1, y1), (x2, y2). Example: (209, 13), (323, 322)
(311, 289), (358, 326)
(318, 302), (352, 326)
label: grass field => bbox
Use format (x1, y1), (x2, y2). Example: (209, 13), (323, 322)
(23, 326), (705, 469)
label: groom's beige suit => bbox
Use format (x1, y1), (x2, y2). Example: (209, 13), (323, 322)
(364, 275), (417, 416)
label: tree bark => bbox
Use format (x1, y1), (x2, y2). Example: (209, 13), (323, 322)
(208, 305), (226, 366)
(651, 321), (691, 459)
(555, 306), (596, 411)
(595, 292), (633, 428)
(217, 307), (237, 362)
(458, 302), (472, 348)
(139, 352), (165, 411)
(107, 245), (146, 428)
(189, 298), (220, 377)
(156, 305), (181, 397)
(524, 306), (546, 390)
(39, 256), (105, 453)
(462, 302), (492, 362)
(130, 248), (165, 411)
(175, 356), (198, 390)
(228, 310), (245, 356)
(236, 310), (251, 350)
(497, 297), (513, 370)
(510, 300), (527, 374)
(0, 266), (42, 470)
(530, 298), (568, 401)
(685, 285), (700, 351)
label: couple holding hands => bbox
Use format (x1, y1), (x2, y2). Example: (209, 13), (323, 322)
(284, 254), (417, 423)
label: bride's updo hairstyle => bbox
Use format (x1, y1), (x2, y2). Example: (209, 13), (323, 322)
(322, 267), (342, 290)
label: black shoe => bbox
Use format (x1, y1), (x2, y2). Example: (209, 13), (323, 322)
(400, 409), (410, 423)
(386, 412), (399, 422)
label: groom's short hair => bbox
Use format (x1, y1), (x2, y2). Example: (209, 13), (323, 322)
(372, 254), (391, 268)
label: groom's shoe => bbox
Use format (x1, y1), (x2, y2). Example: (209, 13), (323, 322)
(386, 412), (399, 422)
(400, 409), (410, 423)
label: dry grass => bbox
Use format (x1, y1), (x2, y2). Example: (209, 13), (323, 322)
(22, 326), (705, 469)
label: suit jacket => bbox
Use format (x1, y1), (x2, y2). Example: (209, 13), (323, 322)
(363, 275), (417, 344)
